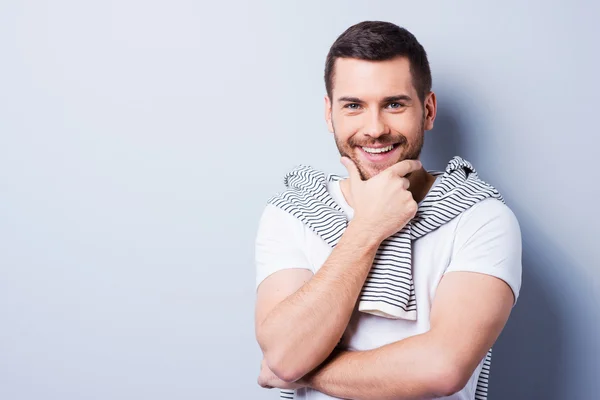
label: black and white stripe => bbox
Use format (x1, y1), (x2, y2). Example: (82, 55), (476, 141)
(268, 156), (501, 400)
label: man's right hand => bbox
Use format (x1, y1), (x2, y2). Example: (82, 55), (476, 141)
(341, 156), (422, 242)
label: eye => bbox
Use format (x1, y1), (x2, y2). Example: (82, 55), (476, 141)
(387, 102), (404, 109)
(344, 103), (362, 110)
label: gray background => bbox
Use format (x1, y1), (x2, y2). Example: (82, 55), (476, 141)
(1, 1), (598, 399)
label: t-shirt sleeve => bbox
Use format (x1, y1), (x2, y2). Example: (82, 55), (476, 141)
(445, 198), (523, 306)
(255, 203), (314, 290)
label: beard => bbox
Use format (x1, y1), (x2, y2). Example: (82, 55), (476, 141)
(333, 117), (425, 181)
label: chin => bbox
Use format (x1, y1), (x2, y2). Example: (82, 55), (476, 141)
(359, 164), (390, 180)
(369, 158), (403, 174)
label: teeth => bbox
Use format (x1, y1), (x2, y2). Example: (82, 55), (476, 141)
(362, 145), (394, 154)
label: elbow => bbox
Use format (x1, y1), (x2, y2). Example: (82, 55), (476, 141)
(428, 356), (471, 397)
(429, 347), (473, 397)
(263, 351), (307, 383)
(257, 331), (309, 383)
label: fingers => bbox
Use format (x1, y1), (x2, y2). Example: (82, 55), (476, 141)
(340, 157), (362, 183)
(399, 177), (410, 189)
(388, 159), (422, 177)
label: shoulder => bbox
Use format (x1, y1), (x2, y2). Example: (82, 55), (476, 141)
(256, 203), (307, 240)
(456, 198), (521, 241)
(448, 198), (523, 304)
(451, 197), (523, 269)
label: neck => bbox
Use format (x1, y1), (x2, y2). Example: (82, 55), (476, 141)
(407, 167), (437, 203)
(340, 166), (436, 209)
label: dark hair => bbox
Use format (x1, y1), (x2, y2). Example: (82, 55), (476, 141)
(324, 21), (432, 103)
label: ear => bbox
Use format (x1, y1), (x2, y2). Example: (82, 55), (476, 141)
(423, 91), (437, 131)
(324, 95), (334, 133)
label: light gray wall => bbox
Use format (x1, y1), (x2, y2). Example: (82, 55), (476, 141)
(1, 1), (598, 399)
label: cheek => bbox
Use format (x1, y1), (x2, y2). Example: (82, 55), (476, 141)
(334, 111), (422, 141)
(389, 113), (423, 135)
(333, 114), (362, 136)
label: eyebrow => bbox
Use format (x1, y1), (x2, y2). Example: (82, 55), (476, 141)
(337, 94), (413, 104)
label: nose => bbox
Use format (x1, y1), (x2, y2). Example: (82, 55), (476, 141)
(363, 109), (389, 139)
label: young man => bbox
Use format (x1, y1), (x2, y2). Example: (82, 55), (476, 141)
(254, 21), (522, 400)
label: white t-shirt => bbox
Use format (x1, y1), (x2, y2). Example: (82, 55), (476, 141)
(255, 176), (522, 400)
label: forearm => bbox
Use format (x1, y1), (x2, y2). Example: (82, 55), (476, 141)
(258, 221), (381, 381)
(303, 333), (454, 400)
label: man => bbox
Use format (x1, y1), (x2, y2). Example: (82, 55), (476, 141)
(254, 21), (522, 400)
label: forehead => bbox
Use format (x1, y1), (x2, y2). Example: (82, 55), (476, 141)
(331, 56), (415, 100)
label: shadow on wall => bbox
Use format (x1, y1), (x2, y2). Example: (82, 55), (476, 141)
(489, 224), (566, 400)
(420, 103), (465, 173)
(422, 99), (565, 400)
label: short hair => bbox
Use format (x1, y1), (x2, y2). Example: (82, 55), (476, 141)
(324, 21), (432, 103)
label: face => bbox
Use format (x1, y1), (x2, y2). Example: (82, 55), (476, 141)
(325, 56), (436, 180)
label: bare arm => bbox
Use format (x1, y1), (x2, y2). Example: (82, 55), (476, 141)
(255, 158), (422, 382)
(300, 271), (515, 399)
(256, 221), (381, 382)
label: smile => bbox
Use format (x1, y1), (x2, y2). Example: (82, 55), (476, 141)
(361, 144), (395, 154)
(357, 143), (401, 163)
